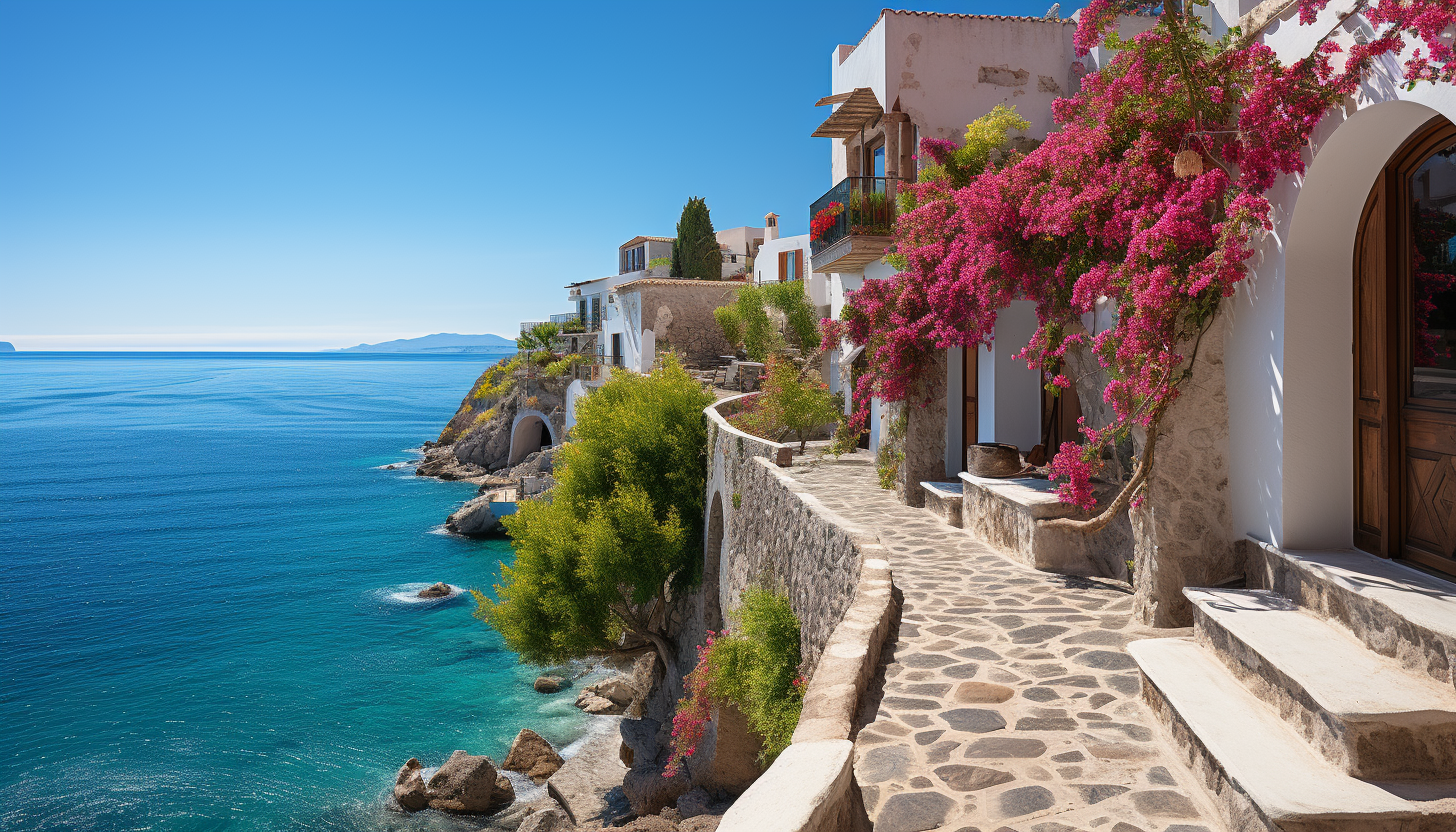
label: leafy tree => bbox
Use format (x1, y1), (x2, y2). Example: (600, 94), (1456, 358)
(475, 357), (714, 665)
(713, 281), (822, 363)
(517, 321), (560, 354)
(670, 197), (720, 281)
(732, 357), (842, 452)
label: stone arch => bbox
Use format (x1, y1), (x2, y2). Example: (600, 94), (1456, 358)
(704, 490), (725, 633)
(508, 409), (558, 467)
(1275, 99), (1453, 547)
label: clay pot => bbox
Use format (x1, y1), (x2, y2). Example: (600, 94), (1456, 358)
(967, 443), (1024, 477)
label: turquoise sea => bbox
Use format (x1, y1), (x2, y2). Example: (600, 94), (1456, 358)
(0, 353), (593, 832)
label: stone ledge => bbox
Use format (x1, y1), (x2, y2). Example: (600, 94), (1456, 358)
(959, 472), (1130, 580)
(920, 481), (963, 527)
(717, 740), (859, 832)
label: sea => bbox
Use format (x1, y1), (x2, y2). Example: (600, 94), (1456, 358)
(0, 353), (599, 832)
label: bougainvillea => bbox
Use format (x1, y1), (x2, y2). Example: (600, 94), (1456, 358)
(839, 0), (1456, 516)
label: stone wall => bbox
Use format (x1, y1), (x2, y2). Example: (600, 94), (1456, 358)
(896, 350), (949, 508)
(703, 395), (899, 832)
(707, 397), (864, 672)
(619, 279), (742, 368)
(1131, 319), (1241, 626)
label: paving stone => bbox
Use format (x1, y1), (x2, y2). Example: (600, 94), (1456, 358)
(925, 741), (963, 764)
(1050, 751), (1085, 763)
(883, 696), (943, 710)
(1009, 624), (1071, 643)
(1016, 717), (1080, 731)
(934, 764), (1016, 792)
(901, 714), (932, 728)
(874, 791), (955, 832)
(1072, 651), (1138, 670)
(1022, 687), (1060, 702)
(943, 663), (982, 679)
(1146, 766), (1175, 786)
(955, 682), (1015, 703)
(941, 708), (1008, 734)
(1129, 790), (1200, 818)
(859, 744), (915, 784)
(909, 776), (934, 789)
(915, 730), (944, 746)
(995, 785), (1056, 818)
(900, 653), (957, 668)
(964, 738), (1046, 759)
(1074, 784), (1130, 804)
(1043, 675), (1100, 688)
(1088, 693), (1117, 709)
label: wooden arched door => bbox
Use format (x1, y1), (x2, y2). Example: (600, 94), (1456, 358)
(1354, 116), (1456, 576)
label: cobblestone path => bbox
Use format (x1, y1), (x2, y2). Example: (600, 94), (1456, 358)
(787, 455), (1225, 832)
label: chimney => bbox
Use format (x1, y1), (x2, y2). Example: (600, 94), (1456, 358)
(764, 212), (779, 242)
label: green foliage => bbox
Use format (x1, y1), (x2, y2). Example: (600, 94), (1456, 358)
(732, 492), (741, 509)
(471, 355), (521, 402)
(876, 408), (907, 490)
(476, 357), (715, 664)
(670, 197), (720, 281)
(731, 357), (842, 452)
(648, 256), (671, 270)
(713, 281), (821, 363)
(712, 306), (741, 350)
(704, 587), (804, 766)
(518, 321), (560, 354)
(888, 104), (1031, 271)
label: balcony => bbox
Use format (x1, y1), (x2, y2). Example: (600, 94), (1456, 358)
(809, 176), (902, 274)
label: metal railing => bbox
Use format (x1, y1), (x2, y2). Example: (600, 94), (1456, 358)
(809, 176), (903, 256)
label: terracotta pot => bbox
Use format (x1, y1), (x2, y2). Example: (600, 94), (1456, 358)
(967, 443), (1024, 477)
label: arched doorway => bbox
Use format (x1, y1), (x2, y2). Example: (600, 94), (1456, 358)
(703, 492), (725, 633)
(1354, 116), (1456, 576)
(508, 410), (557, 467)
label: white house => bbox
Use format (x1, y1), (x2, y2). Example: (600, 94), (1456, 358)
(813, 9), (1114, 474)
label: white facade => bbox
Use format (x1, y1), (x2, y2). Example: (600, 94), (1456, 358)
(1218, 6), (1456, 550)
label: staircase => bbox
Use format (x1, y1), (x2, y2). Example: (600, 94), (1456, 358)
(1129, 541), (1456, 832)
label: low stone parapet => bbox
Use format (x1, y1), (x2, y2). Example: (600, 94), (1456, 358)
(919, 481), (963, 527)
(959, 472), (1131, 581)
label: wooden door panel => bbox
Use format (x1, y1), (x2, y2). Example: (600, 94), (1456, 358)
(1354, 172), (1391, 556)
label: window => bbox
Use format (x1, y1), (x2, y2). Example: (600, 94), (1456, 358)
(621, 245), (646, 273)
(778, 249), (803, 281)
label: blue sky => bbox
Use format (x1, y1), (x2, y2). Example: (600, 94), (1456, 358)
(0, 0), (1079, 350)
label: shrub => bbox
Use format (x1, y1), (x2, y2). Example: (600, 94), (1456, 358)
(472, 408), (497, 427)
(475, 357), (714, 664)
(666, 587), (803, 775)
(472, 356), (520, 401)
(876, 408), (906, 490)
(730, 357), (841, 452)
(671, 197), (719, 280)
(517, 322), (560, 354)
(713, 281), (820, 363)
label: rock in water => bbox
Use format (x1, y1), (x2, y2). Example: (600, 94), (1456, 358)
(518, 806), (571, 832)
(418, 582), (452, 599)
(534, 675), (565, 694)
(424, 750), (509, 813)
(575, 691), (622, 715)
(393, 758), (429, 811)
(503, 728), (565, 782)
(587, 676), (638, 707)
(446, 495), (501, 537)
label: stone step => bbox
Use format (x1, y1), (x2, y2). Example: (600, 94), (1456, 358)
(1247, 541), (1456, 689)
(1130, 637), (1454, 832)
(1187, 587), (1456, 780)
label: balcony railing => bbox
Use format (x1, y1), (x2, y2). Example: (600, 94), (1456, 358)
(809, 176), (902, 256)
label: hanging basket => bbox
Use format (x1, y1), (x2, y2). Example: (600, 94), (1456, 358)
(1173, 149), (1204, 179)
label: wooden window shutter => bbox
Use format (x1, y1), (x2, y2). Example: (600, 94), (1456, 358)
(778, 251), (788, 282)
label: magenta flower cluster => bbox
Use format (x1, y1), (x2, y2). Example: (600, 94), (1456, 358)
(836, 2), (1455, 509)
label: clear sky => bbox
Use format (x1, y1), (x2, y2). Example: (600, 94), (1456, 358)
(0, 0), (1079, 351)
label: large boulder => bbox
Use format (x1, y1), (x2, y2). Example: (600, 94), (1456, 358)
(676, 787), (712, 819)
(586, 676), (638, 708)
(502, 729), (565, 783)
(446, 496), (501, 537)
(518, 806), (571, 832)
(534, 675), (566, 694)
(393, 758), (429, 811)
(575, 691), (623, 715)
(619, 718), (662, 770)
(418, 582), (452, 599)
(391, 750), (512, 814)
(623, 763), (691, 816)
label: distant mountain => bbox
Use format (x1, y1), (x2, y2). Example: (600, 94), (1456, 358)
(0, 342), (14, 352)
(330, 333), (517, 354)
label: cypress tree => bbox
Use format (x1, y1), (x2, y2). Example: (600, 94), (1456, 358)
(671, 197), (720, 280)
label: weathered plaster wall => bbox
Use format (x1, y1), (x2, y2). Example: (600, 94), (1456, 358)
(620, 280), (741, 369)
(977, 300), (1042, 453)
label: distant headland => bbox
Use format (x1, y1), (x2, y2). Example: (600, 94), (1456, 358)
(0, 342), (15, 352)
(329, 333), (516, 354)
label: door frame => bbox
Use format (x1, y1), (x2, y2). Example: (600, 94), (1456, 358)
(1354, 116), (1456, 574)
